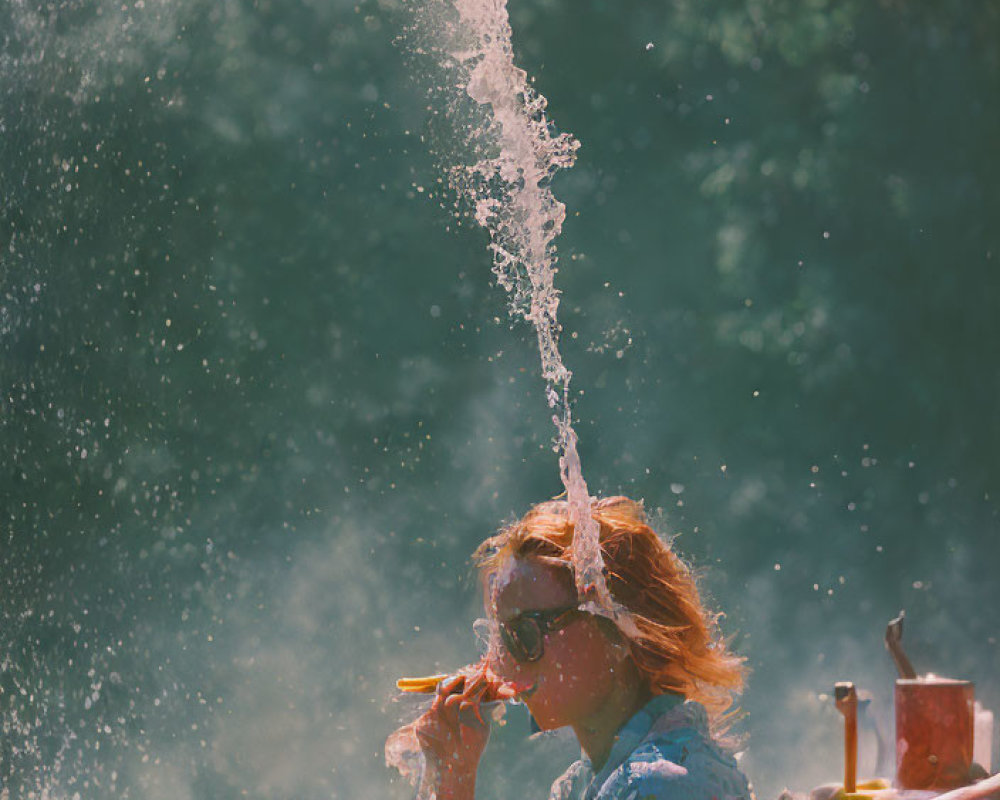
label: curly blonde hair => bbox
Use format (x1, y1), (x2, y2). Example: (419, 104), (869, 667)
(474, 496), (745, 728)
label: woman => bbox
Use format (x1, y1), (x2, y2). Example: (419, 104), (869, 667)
(412, 496), (751, 800)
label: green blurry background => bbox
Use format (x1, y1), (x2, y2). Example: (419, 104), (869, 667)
(2, 0), (998, 797)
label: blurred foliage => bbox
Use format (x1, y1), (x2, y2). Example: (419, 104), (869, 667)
(1, 0), (998, 797)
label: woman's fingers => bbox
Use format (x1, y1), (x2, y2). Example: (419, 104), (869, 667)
(441, 666), (489, 728)
(458, 679), (488, 726)
(457, 664), (487, 698)
(430, 673), (464, 715)
(442, 689), (467, 727)
(436, 673), (465, 697)
(460, 696), (492, 728)
(466, 677), (488, 705)
(420, 661), (521, 730)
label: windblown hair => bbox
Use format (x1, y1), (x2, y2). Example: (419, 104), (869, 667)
(474, 496), (745, 729)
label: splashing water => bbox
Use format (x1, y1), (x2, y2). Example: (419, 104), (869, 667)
(412, 0), (634, 633)
(387, 2), (640, 786)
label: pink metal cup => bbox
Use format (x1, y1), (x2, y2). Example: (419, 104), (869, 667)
(895, 678), (974, 790)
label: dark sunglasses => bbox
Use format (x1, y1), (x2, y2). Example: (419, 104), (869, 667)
(498, 605), (584, 663)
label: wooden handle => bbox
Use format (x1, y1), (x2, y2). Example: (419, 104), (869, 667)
(835, 682), (858, 794)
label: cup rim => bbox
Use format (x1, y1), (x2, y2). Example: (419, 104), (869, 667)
(895, 677), (973, 687)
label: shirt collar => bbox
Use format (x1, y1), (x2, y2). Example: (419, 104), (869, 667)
(585, 692), (685, 795)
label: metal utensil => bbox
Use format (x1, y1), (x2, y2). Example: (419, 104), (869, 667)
(885, 610), (917, 680)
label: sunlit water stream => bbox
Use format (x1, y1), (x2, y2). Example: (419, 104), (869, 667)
(406, 0), (629, 626)
(2, 1), (998, 798)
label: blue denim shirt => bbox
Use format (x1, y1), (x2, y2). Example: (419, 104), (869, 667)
(548, 694), (751, 800)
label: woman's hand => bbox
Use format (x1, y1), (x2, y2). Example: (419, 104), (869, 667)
(412, 661), (512, 799)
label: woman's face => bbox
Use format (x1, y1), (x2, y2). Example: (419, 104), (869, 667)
(487, 558), (625, 731)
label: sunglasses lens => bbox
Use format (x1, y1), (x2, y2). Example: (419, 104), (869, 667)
(508, 618), (543, 662)
(498, 625), (522, 662)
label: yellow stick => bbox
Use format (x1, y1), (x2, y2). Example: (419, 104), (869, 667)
(396, 674), (450, 693)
